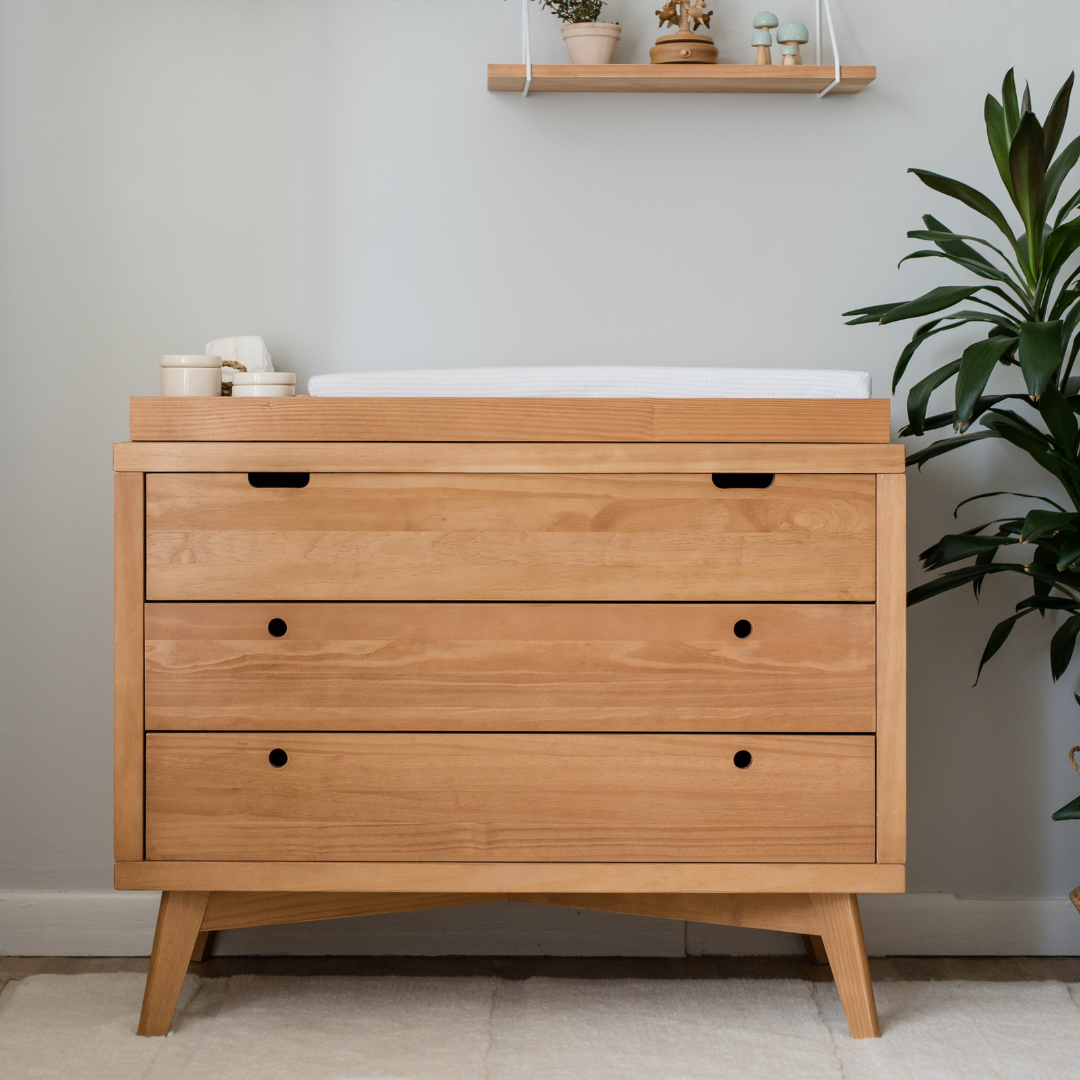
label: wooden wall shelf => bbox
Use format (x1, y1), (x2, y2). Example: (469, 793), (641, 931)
(487, 64), (875, 95)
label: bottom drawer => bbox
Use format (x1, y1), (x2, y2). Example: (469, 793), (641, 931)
(145, 733), (876, 863)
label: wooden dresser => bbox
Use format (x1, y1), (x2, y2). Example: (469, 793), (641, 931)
(114, 395), (905, 1039)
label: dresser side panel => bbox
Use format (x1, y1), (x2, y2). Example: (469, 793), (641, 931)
(115, 472), (145, 861)
(876, 473), (907, 864)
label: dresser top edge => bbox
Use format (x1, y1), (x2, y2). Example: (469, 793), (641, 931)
(129, 396), (893, 444)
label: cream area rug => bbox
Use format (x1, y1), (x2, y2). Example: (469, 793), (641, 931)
(2, 974), (1079, 1079)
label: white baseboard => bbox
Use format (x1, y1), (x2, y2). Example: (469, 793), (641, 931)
(2, 891), (1078, 957)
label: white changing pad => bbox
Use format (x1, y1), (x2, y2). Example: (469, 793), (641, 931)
(308, 366), (872, 399)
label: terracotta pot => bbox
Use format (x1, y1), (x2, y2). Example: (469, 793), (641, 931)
(561, 22), (621, 65)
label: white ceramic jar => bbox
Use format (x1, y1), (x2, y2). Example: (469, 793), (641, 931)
(231, 371), (296, 397)
(160, 355), (223, 397)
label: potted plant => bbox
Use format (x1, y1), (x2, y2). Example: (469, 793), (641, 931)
(512, 0), (621, 64)
(843, 70), (1080, 908)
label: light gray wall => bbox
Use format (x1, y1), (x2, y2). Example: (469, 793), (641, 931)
(2, 0), (1080, 916)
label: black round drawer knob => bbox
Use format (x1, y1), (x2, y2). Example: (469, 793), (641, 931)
(268, 748), (288, 768)
(733, 750), (753, 769)
(268, 618), (288, 637)
(733, 619), (753, 639)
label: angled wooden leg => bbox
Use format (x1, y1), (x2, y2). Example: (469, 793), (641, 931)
(138, 891), (210, 1036)
(810, 893), (880, 1038)
(190, 930), (216, 963)
(802, 934), (829, 965)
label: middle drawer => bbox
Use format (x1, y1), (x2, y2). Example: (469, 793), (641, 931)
(145, 602), (876, 732)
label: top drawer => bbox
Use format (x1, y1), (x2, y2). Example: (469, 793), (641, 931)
(145, 473), (876, 602)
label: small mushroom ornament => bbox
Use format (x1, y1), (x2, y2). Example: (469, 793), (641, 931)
(776, 20), (809, 64)
(751, 29), (773, 65)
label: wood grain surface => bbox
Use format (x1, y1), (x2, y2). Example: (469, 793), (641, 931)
(114, 473), (144, 861)
(876, 473), (907, 863)
(144, 473), (877, 602)
(812, 892), (880, 1037)
(515, 892), (821, 933)
(137, 891), (209, 1036)
(114, 860), (905, 894)
(487, 64), (876, 94)
(200, 891), (504, 931)
(114, 441), (906, 474)
(129, 397), (891, 443)
(144, 732), (876, 863)
(144, 602), (877, 732)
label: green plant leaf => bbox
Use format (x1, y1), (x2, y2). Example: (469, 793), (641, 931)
(1054, 184), (1080, 228)
(1041, 217), (1080, 284)
(954, 336), (1019, 429)
(1042, 72), (1074, 164)
(893, 320), (948, 392)
(1058, 534), (1080, 569)
(1051, 793), (1080, 820)
(841, 301), (906, 326)
(909, 169), (1020, 252)
(972, 544), (999, 599)
(880, 285), (984, 325)
(1052, 289), (1080, 325)
(976, 609), (1036, 682)
(1003, 69), (1020, 137)
(1050, 614), (1080, 679)
(1018, 320), (1065, 396)
(1020, 509), (1079, 542)
(985, 92), (1015, 198)
(1015, 595), (1080, 612)
(907, 562), (1017, 605)
(1037, 385), (1079, 454)
(919, 532), (1018, 570)
(898, 249), (1015, 283)
(1009, 112), (1047, 267)
(954, 491), (1067, 516)
(906, 358), (963, 435)
(913, 218), (1019, 273)
(1045, 135), (1080, 214)
(903, 394), (1030, 436)
(906, 431), (999, 469)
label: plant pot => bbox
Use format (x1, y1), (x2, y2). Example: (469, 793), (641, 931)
(561, 22), (621, 65)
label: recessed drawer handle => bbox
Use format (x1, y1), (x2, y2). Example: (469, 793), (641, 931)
(712, 473), (774, 489)
(248, 473), (310, 488)
(267, 618), (288, 637)
(268, 748), (288, 768)
(733, 751), (753, 769)
(733, 620), (753, 639)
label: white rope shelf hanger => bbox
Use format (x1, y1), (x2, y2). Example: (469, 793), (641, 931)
(521, 0), (532, 97)
(517, 0), (845, 98)
(816, 0), (842, 99)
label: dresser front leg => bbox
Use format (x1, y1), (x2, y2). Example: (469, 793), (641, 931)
(809, 893), (880, 1038)
(138, 891), (210, 1036)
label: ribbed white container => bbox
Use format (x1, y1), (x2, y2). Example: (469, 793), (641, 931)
(232, 371), (296, 397)
(160, 355), (222, 397)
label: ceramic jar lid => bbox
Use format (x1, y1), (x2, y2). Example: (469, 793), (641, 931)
(232, 372), (295, 385)
(161, 354), (223, 367)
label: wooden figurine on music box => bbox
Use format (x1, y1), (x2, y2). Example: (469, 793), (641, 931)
(651, 1), (718, 64)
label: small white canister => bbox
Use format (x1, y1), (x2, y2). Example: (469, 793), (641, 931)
(160, 355), (222, 397)
(231, 371), (296, 397)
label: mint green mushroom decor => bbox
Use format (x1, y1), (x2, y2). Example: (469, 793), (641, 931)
(752, 11), (779, 29)
(751, 28), (773, 66)
(777, 20), (809, 65)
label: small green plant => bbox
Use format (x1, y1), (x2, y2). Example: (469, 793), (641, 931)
(844, 70), (1080, 819)
(509, 0), (607, 23)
